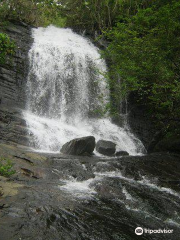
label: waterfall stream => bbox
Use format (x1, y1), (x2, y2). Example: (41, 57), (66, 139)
(24, 26), (145, 155)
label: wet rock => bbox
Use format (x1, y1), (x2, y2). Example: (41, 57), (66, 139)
(60, 136), (95, 156)
(1, 145), (180, 240)
(20, 168), (40, 179)
(115, 151), (129, 156)
(127, 92), (157, 149)
(0, 176), (23, 198)
(147, 130), (165, 153)
(96, 140), (116, 156)
(0, 22), (32, 146)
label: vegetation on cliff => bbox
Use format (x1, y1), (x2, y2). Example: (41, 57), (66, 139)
(104, 0), (180, 135)
(0, 158), (15, 177)
(0, 0), (65, 27)
(0, 33), (15, 64)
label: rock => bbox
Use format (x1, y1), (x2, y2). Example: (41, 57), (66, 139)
(154, 136), (180, 153)
(96, 140), (116, 156)
(147, 130), (165, 153)
(115, 151), (129, 156)
(60, 136), (95, 156)
(127, 92), (157, 149)
(0, 22), (32, 146)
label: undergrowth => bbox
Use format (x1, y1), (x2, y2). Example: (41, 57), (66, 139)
(0, 158), (16, 177)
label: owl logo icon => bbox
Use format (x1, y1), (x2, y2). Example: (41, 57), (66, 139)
(135, 227), (143, 235)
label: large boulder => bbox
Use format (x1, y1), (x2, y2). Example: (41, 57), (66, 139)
(96, 140), (116, 156)
(115, 151), (129, 157)
(60, 136), (95, 156)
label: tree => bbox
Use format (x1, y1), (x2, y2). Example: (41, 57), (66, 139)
(56, 0), (121, 33)
(0, 0), (65, 27)
(104, 0), (180, 133)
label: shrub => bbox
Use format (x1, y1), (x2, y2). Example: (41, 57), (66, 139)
(0, 158), (16, 177)
(0, 33), (15, 64)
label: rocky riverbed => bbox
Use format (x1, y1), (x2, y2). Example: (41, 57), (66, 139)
(0, 143), (180, 240)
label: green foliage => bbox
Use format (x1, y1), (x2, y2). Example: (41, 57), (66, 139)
(58, 0), (121, 33)
(0, 33), (15, 64)
(104, 0), (180, 131)
(0, 0), (66, 27)
(0, 158), (16, 177)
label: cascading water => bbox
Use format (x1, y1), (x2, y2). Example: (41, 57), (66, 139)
(24, 26), (145, 155)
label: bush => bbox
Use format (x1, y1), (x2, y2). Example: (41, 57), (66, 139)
(0, 33), (15, 64)
(0, 158), (16, 177)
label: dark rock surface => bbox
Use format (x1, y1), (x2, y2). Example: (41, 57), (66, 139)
(60, 136), (95, 155)
(147, 130), (165, 153)
(0, 22), (32, 146)
(0, 143), (180, 240)
(154, 136), (180, 154)
(0, 106), (31, 146)
(115, 151), (129, 156)
(127, 93), (157, 150)
(96, 140), (116, 156)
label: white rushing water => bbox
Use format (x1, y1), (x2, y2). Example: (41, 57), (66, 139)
(24, 26), (145, 155)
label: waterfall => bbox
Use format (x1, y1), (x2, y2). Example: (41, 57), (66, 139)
(24, 26), (145, 155)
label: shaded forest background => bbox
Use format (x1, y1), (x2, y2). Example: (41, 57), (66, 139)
(0, 0), (180, 141)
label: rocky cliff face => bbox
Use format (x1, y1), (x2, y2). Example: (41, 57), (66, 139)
(127, 93), (157, 150)
(0, 22), (32, 146)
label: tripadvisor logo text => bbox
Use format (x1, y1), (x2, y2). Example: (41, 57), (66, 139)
(135, 227), (173, 235)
